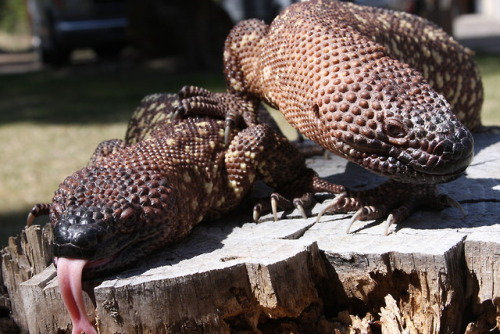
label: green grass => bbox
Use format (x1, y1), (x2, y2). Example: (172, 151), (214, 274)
(0, 68), (225, 125)
(0, 54), (499, 246)
(477, 54), (500, 126)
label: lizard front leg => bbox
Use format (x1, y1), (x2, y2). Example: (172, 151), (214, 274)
(316, 180), (463, 235)
(226, 123), (344, 221)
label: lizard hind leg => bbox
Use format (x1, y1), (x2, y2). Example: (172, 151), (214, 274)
(228, 124), (346, 222)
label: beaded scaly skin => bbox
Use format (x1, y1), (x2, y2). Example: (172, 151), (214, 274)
(28, 89), (341, 278)
(223, 0), (481, 231)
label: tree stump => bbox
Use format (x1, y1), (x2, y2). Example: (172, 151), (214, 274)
(1, 132), (499, 334)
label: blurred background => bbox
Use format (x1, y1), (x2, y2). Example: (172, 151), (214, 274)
(0, 0), (499, 245)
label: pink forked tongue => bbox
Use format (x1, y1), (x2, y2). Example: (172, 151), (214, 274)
(56, 257), (98, 334)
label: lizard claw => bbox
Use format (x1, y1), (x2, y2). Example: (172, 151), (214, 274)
(26, 212), (36, 227)
(346, 207), (364, 233)
(253, 203), (262, 223)
(439, 194), (466, 217)
(171, 106), (184, 120)
(383, 214), (397, 236)
(294, 200), (307, 219)
(345, 205), (380, 233)
(317, 181), (462, 235)
(295, 204), (307, 219)
(252, 173), (343, 223)
(253, 191), (318, 223)
(251, 196), (280, 223)
(271, 196), (279, 222)
(316, 192), (348, 223)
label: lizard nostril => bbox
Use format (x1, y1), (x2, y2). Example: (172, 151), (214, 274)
(432, 139), (454, 157)
(433, 142), (445, 157)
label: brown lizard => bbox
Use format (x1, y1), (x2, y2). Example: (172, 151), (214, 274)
(27, 88), (341, 333)
(219, 0), (482, 233)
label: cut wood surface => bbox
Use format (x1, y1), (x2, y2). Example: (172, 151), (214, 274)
(1, 132), (499, 334)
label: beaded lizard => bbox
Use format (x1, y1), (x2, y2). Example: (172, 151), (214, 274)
(220, 0), (482, 232)
(27, 88), (341, 333)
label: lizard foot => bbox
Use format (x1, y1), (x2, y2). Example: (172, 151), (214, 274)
(173, 85), (259, 144)
(316, 180), (464, 235)
(253, 175), (346, 222)
(253, 192), (316, 222)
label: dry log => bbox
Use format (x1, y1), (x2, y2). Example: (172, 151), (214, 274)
(1, 132), (499, 334)
(1, 223), (53, 333)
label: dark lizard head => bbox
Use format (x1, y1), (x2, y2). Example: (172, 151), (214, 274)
(319, 66), (474, 184)
(223, 1), (478, 185)
(50, 163), (180, 333)
(51, 165), (178, 278)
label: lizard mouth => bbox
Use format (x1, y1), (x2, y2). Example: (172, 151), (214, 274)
(53, 243), (122, 278)
(54, 255), (115, 270)
(341, 134), (474, 184)
(53, 236), (151, 278)
(52, 208), (147, 278)
(52, 225), (158, 279)
(361, 149), (472, 183)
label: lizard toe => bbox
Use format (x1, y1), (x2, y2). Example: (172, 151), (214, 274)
(178, 85), (212, 99)
(346, 205), (388, 233)
(316, 192), (350, 223)
(292, 193), (315, 219)
(171, 105), (185, 120)
(271, 196), (280, 222)
(438, 194), (466, 217)
(253, 191), (316, 222)
(253, 203), (264, 223)
(295, 202), (307, 219)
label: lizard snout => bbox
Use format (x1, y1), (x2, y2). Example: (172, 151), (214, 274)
(404, 123), (474, 182)
(53, 214), (104, 259)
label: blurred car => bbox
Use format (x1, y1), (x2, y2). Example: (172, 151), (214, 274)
(27, 0), (128, 65)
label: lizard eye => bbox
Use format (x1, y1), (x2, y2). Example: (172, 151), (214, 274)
(384, 118), (406, 138)
(120, 207), (135, 221)
(115, 205), (140, 232)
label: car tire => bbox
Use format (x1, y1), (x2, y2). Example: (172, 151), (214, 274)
(36, 43), (70, 67)
(94, 45), (123, 60)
